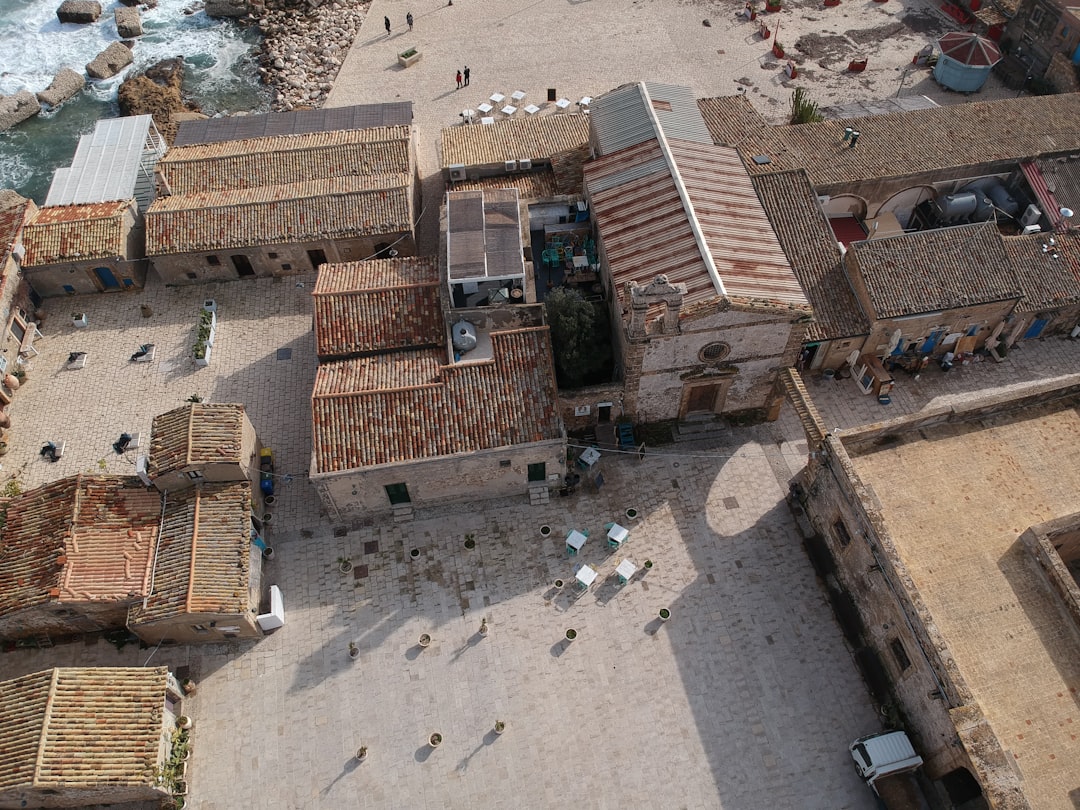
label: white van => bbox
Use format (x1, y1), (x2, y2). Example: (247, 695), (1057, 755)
(850, 730), (924, 792)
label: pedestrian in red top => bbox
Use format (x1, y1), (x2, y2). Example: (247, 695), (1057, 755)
(456, 70), (463, 89)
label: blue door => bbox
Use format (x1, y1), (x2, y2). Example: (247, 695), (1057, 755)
(920, 329), (946, 353)
(94, 266), (120, 289)
(1023, 318), (1049, 339)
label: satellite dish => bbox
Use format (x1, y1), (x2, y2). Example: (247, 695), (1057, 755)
(1060, 207), (1074, 219)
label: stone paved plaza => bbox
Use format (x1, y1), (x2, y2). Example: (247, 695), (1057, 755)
(2, 276), (1080, 808)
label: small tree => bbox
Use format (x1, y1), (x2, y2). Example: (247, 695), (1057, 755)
(789, 86), (824, 124)
(544, 288), (609, 388)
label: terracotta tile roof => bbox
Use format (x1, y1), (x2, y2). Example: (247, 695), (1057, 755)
(128, 482), (252, 626)
(0, 476), (160, 615)
(848, 224), (1022, 318)
(313, 258), (443, 359)
(752, 171), (869, 340)
(453, 169), (561, 199)
(158, 126), (413, 194)
(731, 94), (1080, 187)
(145, 175), (412, 255)
(697, 95), (768, 147)
(1002, 232), (1080, 312)
(440, 114), (591, 168)
(148, 403), (247, 479)
(312, 327), (562, 472)
(0, 199), (30, 264)
(21, 201), (131, 267)
(585, 138), (807, 310)
(0, 667), (167, 791)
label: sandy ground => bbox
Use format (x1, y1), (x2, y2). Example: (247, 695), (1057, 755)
(326, 0), (1016, 253)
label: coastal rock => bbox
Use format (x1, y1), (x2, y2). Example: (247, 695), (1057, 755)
(86, 41), (134, 80)
(0, 91), (42, 133)
(206, 0), (254, 18)
(36, 68), (86, 108)
(115, 7), (143, 37)
(118, 57), (200, 144)
(120, 0), (157, 5)
(57, 0), (102, 23)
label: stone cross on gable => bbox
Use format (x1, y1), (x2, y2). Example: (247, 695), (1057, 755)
(628, 274), (687, 337)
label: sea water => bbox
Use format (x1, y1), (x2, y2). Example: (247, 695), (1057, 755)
(0, 0), (270, 203)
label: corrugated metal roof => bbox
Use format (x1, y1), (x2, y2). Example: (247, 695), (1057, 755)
(174, 103), (413, 146)
(585, 137), (806, 309)
(446, 188), (524, 283)
(590, 82), (712, 156)
(45, 115), (165, 209)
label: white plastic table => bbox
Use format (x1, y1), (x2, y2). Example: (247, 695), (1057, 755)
(575, 564), (598, 589)
(555, 97), (571, 111)
(578, 96), (592, 107)
(524, 104), (541, 115)
(607, 523), (629, 547)
(489, 92), (506, 105)
(566, 530), (588, 552)
(501, 105), (517, 116)
(461, 109), (475, 123)
(615, 559), (637, 583)
(579, 447), (601, 468)
(477, 102), (494, 115)
(511, 90), (527, 103)
(480, 117), (495, 125)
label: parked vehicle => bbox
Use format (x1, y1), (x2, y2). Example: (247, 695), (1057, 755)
(851, 730), (923, 788)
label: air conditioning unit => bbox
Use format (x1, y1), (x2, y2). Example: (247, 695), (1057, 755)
(1020, 203), (1042, 228)
(518, 158), (532, 170)
(448, 164), (466, 182)
(1021, 223), (1042, 235)
(504, 160), (518, 173)
(135, 455), (153, 487)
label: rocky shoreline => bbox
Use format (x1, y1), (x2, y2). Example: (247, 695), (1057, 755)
(251, 0), (371, 111)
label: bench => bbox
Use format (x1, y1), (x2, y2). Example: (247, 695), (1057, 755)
(19, 323), (42, 358)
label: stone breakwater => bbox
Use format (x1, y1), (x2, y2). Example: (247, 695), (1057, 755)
(253, 0), (370, 110)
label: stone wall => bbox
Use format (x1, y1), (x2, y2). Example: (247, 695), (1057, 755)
(1019, 515), (1080, 640)
(557, 383), (626, 434)
(314, 440), (566, 521)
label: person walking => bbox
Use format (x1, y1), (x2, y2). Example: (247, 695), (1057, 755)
(463, 66), (470, 86)
(384, 15), (391, 35)
(456, 70), (463, 89)
(406, 11), (414, 30)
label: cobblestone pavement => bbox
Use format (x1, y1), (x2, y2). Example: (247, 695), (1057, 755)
(0, 278), (884, 809)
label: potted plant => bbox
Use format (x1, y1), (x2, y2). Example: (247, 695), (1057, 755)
(181, 679), (197, 696)
(338, 556), (353, 574)
(429, 732), (443, 747)
(659, 608), (671, 622)
(479, 618), (489, 636)
(625, 508), (639, 521)
(494, 720), (506, 735)
(398, 48), (422, 67)
(348, 642), (360, 660)
(565, 628), (577, 642)
(262, 512), (273, 525)
(177, 715), (193, 730)
(262, 547), (275, 561)
(12, 367), (26, 386)
(418, 633), (432, 647)
(540, 525), (552, 538)
(0, 440), (8, 456)
(464, 533), (476, 550)
(72, 312), (87, 328)
(765, 0), (781, 9)
(553, 578), (564, 590)
(264, 495), (276, 506)
(409, 548), (421, 562)
(643, 560), (654, 570)
(356, 746), (368, 762)
(772, 41), (785, 58)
